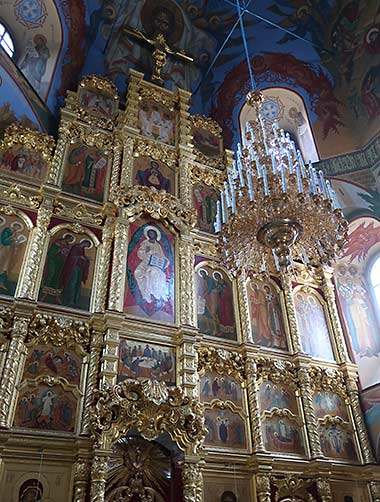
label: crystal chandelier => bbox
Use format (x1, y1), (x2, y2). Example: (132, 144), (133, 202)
(214, 89), (348, 276)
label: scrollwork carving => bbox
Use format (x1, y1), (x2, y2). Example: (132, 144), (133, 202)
(198, 346), (245, 381)
(182, 462), (203, 502)
(134, 139), (178, 168)
(90, 380), (206, 453)
(0, 185), (42, 208)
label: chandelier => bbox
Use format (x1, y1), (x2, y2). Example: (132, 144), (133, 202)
(212, 0), (348, 276)
(214, 89), (348, 276)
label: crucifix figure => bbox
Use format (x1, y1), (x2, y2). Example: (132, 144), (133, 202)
(123, 27), (193, 85)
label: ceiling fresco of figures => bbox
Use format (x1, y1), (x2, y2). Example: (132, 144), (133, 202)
(1, 0), (380, 157)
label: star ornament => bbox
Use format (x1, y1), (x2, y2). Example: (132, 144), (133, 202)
(14, 0), (48, 29)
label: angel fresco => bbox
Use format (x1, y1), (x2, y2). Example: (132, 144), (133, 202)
(124, 222), (175, 323)
(39, 231), (95, 310)
(0, 215), (28, 296)
(196, 265), (236, 340)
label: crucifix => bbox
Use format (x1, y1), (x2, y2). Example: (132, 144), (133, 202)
(123, 27), (194, 85)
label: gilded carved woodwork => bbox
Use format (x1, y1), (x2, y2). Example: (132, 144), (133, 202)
(256, 474), (271, 502)
(133, 138), (178, 168)
(0, 185), (42, 209)
(90, 379), (206, 453)
(280, 273), (302, 352)
(73, 458), (91, 502)
(245, 359), (265, 452)
(198, 346), (246, 381)
(53, 200), (104, 226)
(272, 475), (315, 502)
(27, 313), (91, 352)
(316, 478), (333, 502)
(115, 185), (196, 231)
(179, 236), (196, 326)
(182, 462), (203, 502)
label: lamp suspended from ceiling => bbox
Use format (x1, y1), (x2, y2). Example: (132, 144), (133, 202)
(214, 0), (348, 277)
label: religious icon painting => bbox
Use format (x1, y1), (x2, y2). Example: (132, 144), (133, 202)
(263, 415), (305, 455)
(200, 372), (243, 407)
(62, 142), (110, 202)
(361, 385), (380, 462)
(313, 391), (349, 421)
(330, 481), (371, 502)
(23, 345), (82, 387)
(195, 262), (237, 341)
(193, 183), (219, 233)
(0, 212), (30, 297)
(259, 381), (298, 415)
(203, 475), (253, 502)
(14, 383), (78, 432)
(204, 406), (248, 450)
(191, 121), (223, 158)
(38, 228), (97, 311)
(0, 143), (48, 182)
(78, 88), (117, 117)
(124, 220), (175, 323)
(118, 339), (175, 385)
(133, 156), (175, 194)
(138, 100), (175, 145)
(293, 288), (335, 361)
(318, 423), (357, 461)
(247, 279), (288, 350)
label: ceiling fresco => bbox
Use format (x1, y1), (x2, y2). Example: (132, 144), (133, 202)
(0, 0), (380, 158)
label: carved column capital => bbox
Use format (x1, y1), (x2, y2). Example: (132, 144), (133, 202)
(316, 478), (332, 502)
(256, 473), (271, 502)
(182, 461), (203, 502)
(90, 454), (108, 502)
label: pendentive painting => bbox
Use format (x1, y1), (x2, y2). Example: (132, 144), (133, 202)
(319, 423), (357, 461)
(313, 391), (348, 421)
(39, 229), (96, 310)
(14, 384), (77, 432)
(192, 126), (222, 158)
(133, 156), (175, 194)
(23, 345), (82, 386)
(204, 407), (247, 450)
(196, 263), (237, 340)
(118, 339), (175, 386)
(200, 372), (243, 407)
(138, 100), (175, 145)
(0, 213), (29, 296)
(193, 183), (219, 233)
(294, 289), (335, 361)
(0, 143), (48, 181)
(124, 221), (175, 323)
(62, 142), (109, 202)
(78, 88), (117, 117)
(361, 385), (380, 462)
(263, 415), (305, 455)
(247, 279), (288, 350)
(259, 381), (298, 414)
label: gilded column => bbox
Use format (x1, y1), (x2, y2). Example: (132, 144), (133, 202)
(345, 372), (375, 464)
(316, 478), (332, 502)
(256, 474), (271, 502)
(90, 455), (108, 502)
(92, 218), (115, 313)
(47, 119), (71, 185)
(99, 325), (119, 389)
(280, 273), (302, 353)
(119, 135), (134, 191)
(72, 458), (90, 502)
(108, 133), (123, 198)
(176, 329), (199, 398)
(182, 461), (203, 502)
(16, 206), (52, 300)
(81, 328), (104, 433)
(237, 273), (251, 343)
(246, 359), (265, 452)
(0, 315), (29, 427)
(108, 218), (129, 311)
(179, 234), (196, 327)
(298, 367), (323, 458)
(369, 481), (380, 502)
(320, 268), (349, 363)
(125, 69), (143, 130)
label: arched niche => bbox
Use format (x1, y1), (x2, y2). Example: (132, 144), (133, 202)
(1, 0), (63, 101)
(239, 87), (319, 163)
